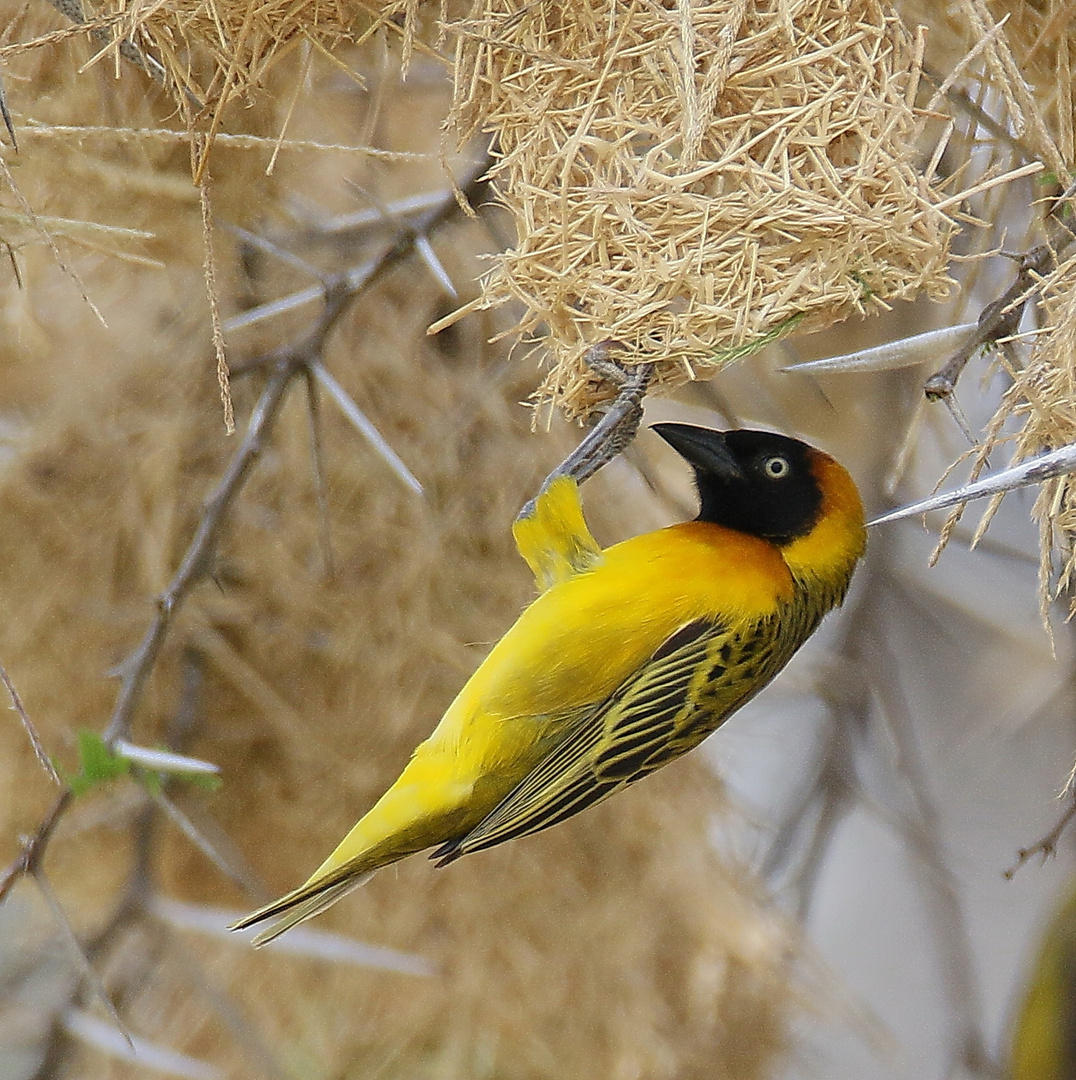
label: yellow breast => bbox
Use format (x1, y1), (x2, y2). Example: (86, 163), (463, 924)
(425, 522), (796, 772)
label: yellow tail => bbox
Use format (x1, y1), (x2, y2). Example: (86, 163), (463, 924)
(231, 748), (481, 944)
(230, 862), (378, 946)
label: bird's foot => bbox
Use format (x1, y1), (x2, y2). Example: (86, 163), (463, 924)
(518, 343), (652, 523)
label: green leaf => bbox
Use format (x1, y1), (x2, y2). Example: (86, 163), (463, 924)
(67, 730), (130, 796)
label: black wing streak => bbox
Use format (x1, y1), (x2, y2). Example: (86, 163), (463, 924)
(433, 619), (720, 864)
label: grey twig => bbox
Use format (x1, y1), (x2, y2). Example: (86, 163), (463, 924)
(34, 868), (134, 1048)
(24, 656), (198, 1080)
(102, 357), (295, 748)
(151, 792), (248, 889)
(924, 245), (1052, 402)
(303, 368), (336, 578)
(0, 789), (71, 904)
(925, 181), (1076, 402)
(1004, 795), (1076, 878)
(224, 223), (325, 282)
(42, 0), (169, 86)
(1, 663), (62, 786)
(0, 72), (16, 151)
(943, 85), (1037, 161)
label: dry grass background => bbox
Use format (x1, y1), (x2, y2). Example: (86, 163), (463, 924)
(1, 1), (1076, 1079)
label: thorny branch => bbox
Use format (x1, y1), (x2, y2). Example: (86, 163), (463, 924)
(1005, 794), (1076, 879)
(42, 0), (170, 88)
(0, 72), (16, 151)
(924, 181), (1076, 402)
(2, 663), (62, 786)
(0, 160), (492, 1061)
(102, 162), (488, 753)
(29, 651), (221, 1080)
(923, 244), (1053, 402)
(0, 790), (72, 904)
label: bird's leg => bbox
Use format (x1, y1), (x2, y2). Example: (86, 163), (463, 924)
(518, 342), (652, 521)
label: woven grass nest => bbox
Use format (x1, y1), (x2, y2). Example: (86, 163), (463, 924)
(446, 0), (956, 418)
(9, 0), (985, 421)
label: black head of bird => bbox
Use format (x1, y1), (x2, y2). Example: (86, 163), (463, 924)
(651, 423), (826, 546)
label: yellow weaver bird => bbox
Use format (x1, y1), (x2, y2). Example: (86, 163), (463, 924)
(233, 424), (866, 945)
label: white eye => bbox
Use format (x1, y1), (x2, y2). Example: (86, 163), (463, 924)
(764, 455), (790, 479)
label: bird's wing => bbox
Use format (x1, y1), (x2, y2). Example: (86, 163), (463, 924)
(432, 617), (747, 863)
(512, 475), (602, 594)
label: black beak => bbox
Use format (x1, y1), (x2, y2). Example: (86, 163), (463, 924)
(651, 423), (744, 481)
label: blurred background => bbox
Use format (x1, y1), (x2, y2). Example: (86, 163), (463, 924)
(1, 3), (1075, 1079)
